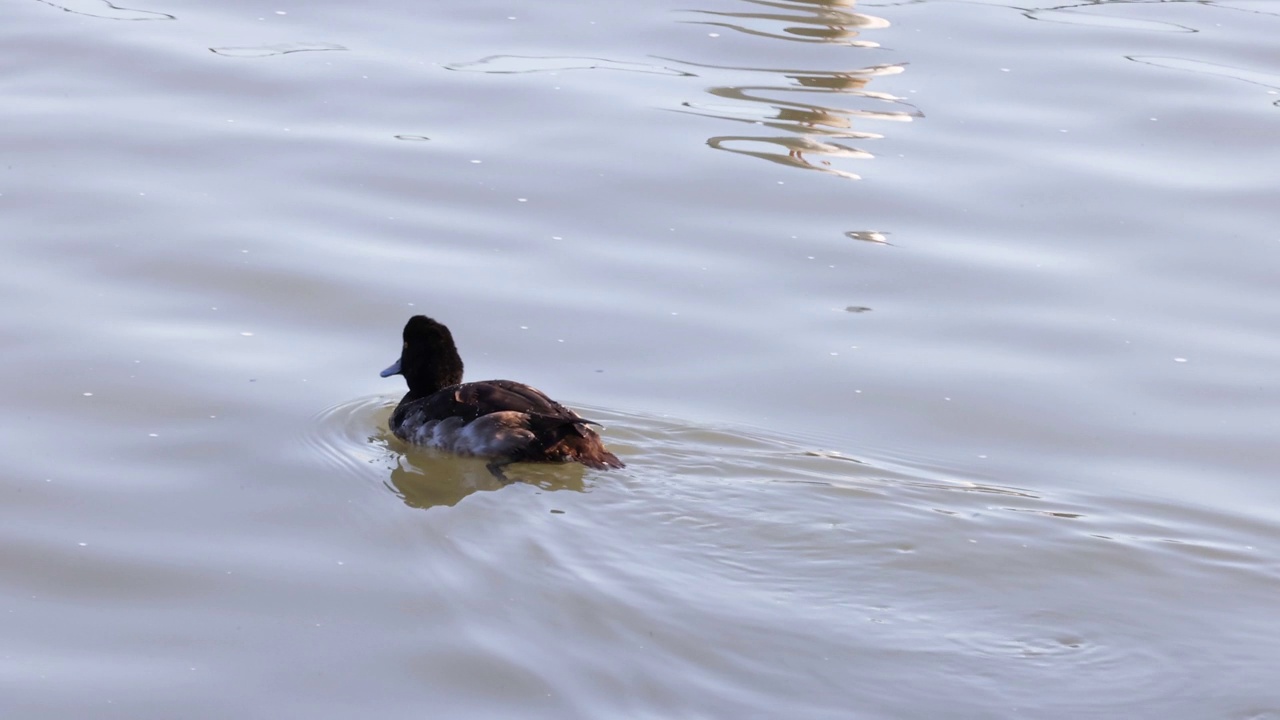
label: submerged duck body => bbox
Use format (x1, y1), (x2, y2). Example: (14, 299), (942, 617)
(381, 315), (623, 479)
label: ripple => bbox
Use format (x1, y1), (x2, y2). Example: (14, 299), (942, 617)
(308, 395), (399, 479)
(210, 43), (348, 58)
(284, 396), (1280, 715)
(445, 55), (694, 76)
(35, 0), (173, 20)
(1026, 6), (1197, 33)
(1128, 55), (1280, 99)
(952, 628), (1097, 660)
(304, 397), (1280, 594)
(948, 625), (1195, 701)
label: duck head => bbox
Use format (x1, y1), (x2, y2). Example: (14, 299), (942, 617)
(380, 315), (465, 395)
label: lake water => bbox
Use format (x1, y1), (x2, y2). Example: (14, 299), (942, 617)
(3, 0), (1278, 717)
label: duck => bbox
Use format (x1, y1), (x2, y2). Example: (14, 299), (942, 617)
(380, 315), (624, 481)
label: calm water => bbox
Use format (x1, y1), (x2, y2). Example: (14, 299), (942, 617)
(3, 0), (1278, 717)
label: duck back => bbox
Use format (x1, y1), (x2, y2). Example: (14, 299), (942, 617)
(390, 380), (624, 469)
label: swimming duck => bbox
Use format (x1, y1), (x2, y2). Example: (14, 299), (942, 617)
(380, 315), (624, 481)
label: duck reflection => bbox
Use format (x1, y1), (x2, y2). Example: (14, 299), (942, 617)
(385, 446), (588, 510)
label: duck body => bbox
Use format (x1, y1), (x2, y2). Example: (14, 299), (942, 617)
(381, 316), (623, 479)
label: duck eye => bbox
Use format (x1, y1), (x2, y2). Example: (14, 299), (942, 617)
(402, 341), (408, 350)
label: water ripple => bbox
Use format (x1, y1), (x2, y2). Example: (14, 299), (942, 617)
(1026, 5), (1197, 32)
(1129, 55), (1280, 104)
(210, 42), (348, 58)
(34, 0), (173, 20)
(445, 55), (694, 76)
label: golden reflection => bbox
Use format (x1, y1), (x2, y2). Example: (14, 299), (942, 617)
(685, 0), (888, 47)
(674, 61), (919, 179)
(386, 450), (587, 510)
(707, 135), (871, 179)
(675, 0), (915, 178)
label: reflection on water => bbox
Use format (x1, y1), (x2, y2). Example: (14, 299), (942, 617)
(677, 0), (918, 178)
(684, 0), (889, 47)
(440, 0), (915, 179)
(845, 229), (892, 244)
(388, 451), (588, 510)
(705, 135), (871, 178)
(387, 462), (494, 509)
(678, 62), (918, 179)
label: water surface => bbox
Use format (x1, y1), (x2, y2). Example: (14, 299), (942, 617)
(3, 0), (1278, 716)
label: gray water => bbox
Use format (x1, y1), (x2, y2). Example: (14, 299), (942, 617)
(3, 0), (1279, 717)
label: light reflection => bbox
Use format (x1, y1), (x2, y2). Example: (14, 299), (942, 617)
(707, 135), (871, 179)
(682, 68), (919, 179)
(675, 0), (915, 179)
(674, 64), (919, 179)
(684, 0), (889, 48)
(845, 230), (891, 244)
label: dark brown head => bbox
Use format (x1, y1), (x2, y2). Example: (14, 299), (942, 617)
(380, 315), (465, 396)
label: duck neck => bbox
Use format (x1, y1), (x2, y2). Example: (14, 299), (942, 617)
(404, 356), (464, 400)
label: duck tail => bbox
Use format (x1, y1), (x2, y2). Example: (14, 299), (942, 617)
(562, 421), (625, 469)
(530, 415), (625, 470)
(572, 445), (625, 470)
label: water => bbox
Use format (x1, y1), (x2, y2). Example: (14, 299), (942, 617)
(3, 0), (1278, 717)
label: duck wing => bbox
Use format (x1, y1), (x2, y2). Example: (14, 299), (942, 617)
(393, 379), (623, 471)
(407, 379), (585, 424)
(454, 381), (620, 470)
